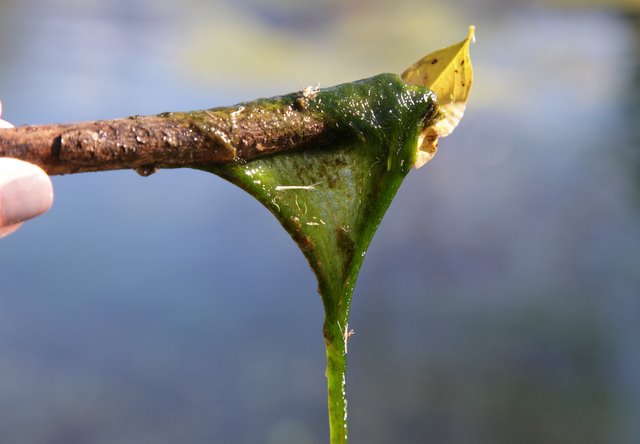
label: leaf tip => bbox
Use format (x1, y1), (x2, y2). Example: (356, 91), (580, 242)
(403, 27), (475, 169)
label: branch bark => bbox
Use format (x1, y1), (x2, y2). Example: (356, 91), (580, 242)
(0, 94), (336, 176)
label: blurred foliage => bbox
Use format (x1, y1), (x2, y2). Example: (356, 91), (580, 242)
(180, 0), (467, 89)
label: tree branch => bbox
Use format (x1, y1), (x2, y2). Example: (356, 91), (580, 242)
(0, 93), (336, 176)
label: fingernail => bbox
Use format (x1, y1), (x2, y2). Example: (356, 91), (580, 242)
(1, 173), (53, 225)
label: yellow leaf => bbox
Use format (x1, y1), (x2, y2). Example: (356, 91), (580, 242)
(401, 26), (475, 168)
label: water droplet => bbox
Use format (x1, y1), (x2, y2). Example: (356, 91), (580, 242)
(135, 164), (157, 177)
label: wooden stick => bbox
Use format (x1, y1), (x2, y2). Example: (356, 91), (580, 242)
(0, 96), (335, 176)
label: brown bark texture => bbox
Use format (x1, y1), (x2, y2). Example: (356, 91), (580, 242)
(0, 98), (333, 176)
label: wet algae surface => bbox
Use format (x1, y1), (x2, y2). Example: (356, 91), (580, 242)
(203, 73), (438, 443)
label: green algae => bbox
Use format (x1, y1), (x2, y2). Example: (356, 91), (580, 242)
(202, 73), (437, 443)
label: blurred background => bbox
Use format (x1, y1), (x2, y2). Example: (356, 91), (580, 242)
(1, 0), (639, 443)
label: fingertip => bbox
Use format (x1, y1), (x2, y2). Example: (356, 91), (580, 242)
(0, 158), (54, 227)
(0, 222), (23, 239)
(0, 99), (14, 128)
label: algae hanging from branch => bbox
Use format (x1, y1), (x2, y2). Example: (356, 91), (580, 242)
(205, 27), (475, 444)
(0, 26), (474, 444)
(206, 75), (437, 443)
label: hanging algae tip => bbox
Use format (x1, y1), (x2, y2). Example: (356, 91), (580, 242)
(402, 26), (475, 168)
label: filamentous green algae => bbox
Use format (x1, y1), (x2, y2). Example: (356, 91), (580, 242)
(204, 73), (438, 443)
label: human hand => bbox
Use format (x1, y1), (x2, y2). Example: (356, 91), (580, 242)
(0, 101), (54, 238)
